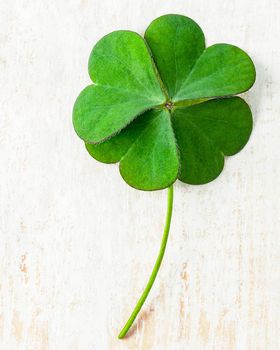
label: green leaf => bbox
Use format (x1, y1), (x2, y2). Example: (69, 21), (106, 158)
(173, 44), (256, 101)
(73, 15), (255, 190)
(73, 31), (166, 143)
(119, 109), (179, 190)
(171, 97), (253, 184)
(85, 109), (159, 164)
(145, 14), (205, 98)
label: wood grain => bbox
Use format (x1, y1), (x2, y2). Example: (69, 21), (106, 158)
(1, 0), (280, 349)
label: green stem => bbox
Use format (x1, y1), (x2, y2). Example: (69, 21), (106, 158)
(118, 185), (174, 339)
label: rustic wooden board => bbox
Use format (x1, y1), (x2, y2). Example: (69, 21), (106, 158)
(1, 0), (280, 349)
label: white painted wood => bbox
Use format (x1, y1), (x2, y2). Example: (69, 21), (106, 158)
(1, 1), (279, 349)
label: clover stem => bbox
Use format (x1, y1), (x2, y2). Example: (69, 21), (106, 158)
(118, 184), (174, 339)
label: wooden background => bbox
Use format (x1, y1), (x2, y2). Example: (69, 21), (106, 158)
(1, 0), (279, 349)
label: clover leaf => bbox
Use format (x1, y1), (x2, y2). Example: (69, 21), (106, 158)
(72, 14), (255, 339)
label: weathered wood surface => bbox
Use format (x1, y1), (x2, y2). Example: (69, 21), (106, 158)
(1, 0), (279, 349)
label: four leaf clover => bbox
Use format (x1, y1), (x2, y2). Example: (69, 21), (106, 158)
(73, 14), (255, 191)
(72, 14), (256, 339)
